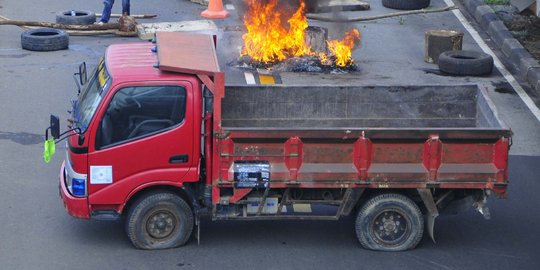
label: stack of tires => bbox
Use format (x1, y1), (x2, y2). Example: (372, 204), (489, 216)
(21, 10), (95, 52)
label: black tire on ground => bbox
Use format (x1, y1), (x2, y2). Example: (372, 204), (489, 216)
(21, 28), (69, 51)
(56, 10), (96, 25)
(382, 0), (431, 10)
(355, 193), (424, 251)
(438, 50), (494, 76)
(126, 192), (194, 250)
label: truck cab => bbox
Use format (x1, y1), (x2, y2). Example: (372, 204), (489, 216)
(60, 41), (204, 220)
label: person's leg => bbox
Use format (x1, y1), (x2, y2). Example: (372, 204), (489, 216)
(100, 0), (115, 23)
(122, 0), (130, 15)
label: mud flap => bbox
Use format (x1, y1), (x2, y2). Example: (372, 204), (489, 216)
(473, 190), (491, 220)
(195, 213), (201, 245)
(417, 188), (439, 243)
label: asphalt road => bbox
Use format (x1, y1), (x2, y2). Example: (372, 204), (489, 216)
(1, 0), (540, 269)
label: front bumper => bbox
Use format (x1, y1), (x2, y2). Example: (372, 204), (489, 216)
(59, 161), (90, 219)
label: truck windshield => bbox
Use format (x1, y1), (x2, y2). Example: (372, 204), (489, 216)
(75, 57), (111, 132)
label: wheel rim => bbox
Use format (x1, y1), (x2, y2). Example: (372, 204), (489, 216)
(370, 208), (411, 246)
(145, 210), (178, 240)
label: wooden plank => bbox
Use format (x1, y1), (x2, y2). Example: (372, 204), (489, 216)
(136, 20), (217, 40)
(96, 13), (157, 18)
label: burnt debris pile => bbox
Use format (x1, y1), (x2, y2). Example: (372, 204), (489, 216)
(236, 55), (358, 73)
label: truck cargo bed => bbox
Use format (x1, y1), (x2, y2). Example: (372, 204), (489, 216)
(221, 85), (506, 130)
(216, 85), (510, 193)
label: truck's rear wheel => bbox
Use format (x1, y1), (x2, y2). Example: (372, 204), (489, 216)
(355, 193), (424, 251)
(126, 192), (194, 249)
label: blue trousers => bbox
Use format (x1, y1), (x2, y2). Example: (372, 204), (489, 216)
(100, 0), (130, 23)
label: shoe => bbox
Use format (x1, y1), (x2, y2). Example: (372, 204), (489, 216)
(95, 21), (104, 25)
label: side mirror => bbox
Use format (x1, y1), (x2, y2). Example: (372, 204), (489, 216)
(50, 115), (60, 139)
(73, 62), (87, 94)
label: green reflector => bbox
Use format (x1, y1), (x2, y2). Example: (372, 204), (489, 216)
(43, 139), (56, 163)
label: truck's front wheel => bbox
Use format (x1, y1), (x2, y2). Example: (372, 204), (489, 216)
(355, 193), (424, 251)
(126, 192), (194, 249)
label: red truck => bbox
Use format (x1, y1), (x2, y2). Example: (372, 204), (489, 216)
(46, 32), (511, 251)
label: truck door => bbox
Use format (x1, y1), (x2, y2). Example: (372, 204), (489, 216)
(86, 81), (195, 204)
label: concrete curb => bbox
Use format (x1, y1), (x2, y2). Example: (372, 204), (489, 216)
(462, 0), (540, 92)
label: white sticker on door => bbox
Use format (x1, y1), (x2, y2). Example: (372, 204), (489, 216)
(90, 166), (113, 184)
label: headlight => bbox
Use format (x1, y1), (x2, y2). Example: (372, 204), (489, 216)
(72, 179), (86, 196)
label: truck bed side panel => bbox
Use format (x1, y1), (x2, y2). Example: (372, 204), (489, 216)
(215, 85), (510, 192)
(216, 131), (509, 190)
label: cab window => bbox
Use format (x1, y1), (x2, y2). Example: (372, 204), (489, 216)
(96, 85), (186, 149)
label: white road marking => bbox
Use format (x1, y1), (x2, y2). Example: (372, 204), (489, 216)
(225, 4), (235, 10)
(244, 72), (256, 84)
(444, 0), (540, 123)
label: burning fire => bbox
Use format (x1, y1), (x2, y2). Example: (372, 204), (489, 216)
(241, 0), (310, 63)
(327, 29), (361, 67)
(241, 0), (361, 68)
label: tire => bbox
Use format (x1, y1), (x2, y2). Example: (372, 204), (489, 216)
(21, 28), (69, 52)
(355, 193), (424, 251)
(126, 192), (194, 250)
(56, 10), (96, 25)
(438, 50), (494, 76)
(382, 0), (430, 10)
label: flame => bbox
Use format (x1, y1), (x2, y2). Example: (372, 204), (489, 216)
(241, 0), (310, 64)
(241, 0), (361, 68)
(318, 52), (331, 66)
(327, 29), (361, 67)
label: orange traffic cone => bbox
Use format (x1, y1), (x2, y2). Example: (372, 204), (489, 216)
(201, 0), (229, 19)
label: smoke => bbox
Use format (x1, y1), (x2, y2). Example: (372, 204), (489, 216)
(306, 0), (352, 40)
(233, 0), (302, 21)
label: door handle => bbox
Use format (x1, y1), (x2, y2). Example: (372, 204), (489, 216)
(169, 154), (189, 164)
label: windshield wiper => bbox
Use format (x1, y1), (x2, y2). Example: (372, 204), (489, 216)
(69, 100), (83, 129)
